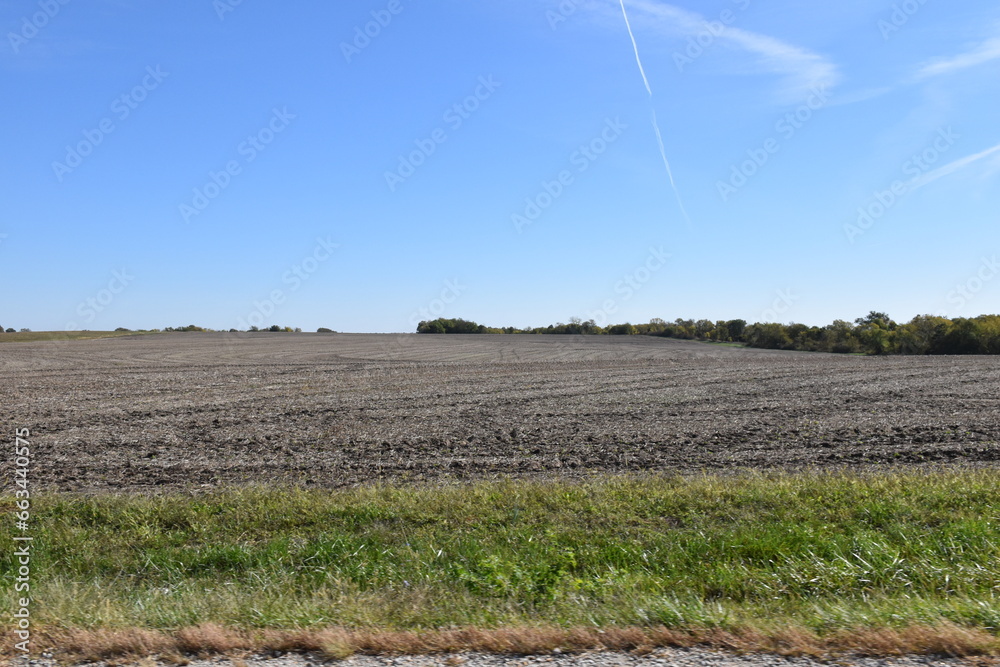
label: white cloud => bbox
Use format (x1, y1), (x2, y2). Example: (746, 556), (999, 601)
(621, 0), (841, 103)
(910, 142), (1000, 191)
(916, 36), (1000, 79)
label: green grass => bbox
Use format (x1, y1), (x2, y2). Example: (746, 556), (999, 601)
(3, 472), (999, 636)
(0, 330), (157, 343)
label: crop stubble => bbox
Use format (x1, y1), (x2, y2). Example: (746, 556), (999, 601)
(3, 333), (999, 492)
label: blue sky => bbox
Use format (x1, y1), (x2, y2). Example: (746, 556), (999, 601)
(3, 0), (998, 333)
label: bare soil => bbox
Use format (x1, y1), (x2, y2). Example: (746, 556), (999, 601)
(3, 333), (999, 493)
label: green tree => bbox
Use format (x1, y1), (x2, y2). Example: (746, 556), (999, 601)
(855, 311), (893, 327)
(745, 323), (793, 350)
(694, 319), (714, 339)
(858, 324), (894, 355)
(673, 318), (695, 339)
(896, 315), (950, 355)
(824, 320), (860, 353)
(606, 323), (637, 335)
(725, 319), (747, 342)
(938, 318), (982, 354)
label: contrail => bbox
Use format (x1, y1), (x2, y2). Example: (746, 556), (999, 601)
(649, 109), (675, 187)
(651, 108), (692, 224)
(619, 0), (692, 228)
(619, 0), (651, 96)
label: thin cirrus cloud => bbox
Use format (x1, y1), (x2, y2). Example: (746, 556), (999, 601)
(915, 35), (1000, 79)
(910, 141), (1000, 191)
(619, 0), (841, 104)
(830, 24), (1000, 106)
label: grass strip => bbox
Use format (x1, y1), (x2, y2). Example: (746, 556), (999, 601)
(1, 471), (999, 658)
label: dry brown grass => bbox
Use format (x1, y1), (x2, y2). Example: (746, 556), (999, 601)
(2, 623), (996, 663)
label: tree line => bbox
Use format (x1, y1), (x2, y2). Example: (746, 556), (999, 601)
(416, 312), (1000, 355)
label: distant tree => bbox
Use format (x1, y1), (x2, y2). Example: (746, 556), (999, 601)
(824, 320), (860, 354)
(5, 328), (13, 333)
(417, 319), (447, 334)
(850, 313), (896, 355)
(115, 327), (131, 332)
(855, 311), (893, 327)
(786, 323), (809, 341)
(399, 313), (1000, 354)
(791, 326), (825, 352)
(857, 322), (894, 355)
(268, 325), (282, 332)
(745, 323), (793, 350)
(672, 318), (695, 339)
(976, 315), (1000, 355)
(644, 318), (667, 335)
(249, 325), (259, 332)
(896, 315), (948, 355)
(416, 318), (483, 334)
(606, 323), (638, 335)
(725, 319), (747, 342)
(938, 317), (983, 355)
(694, 319), (714, 339)
(317, 327), (335, 333)
(19, 328), (30, 332)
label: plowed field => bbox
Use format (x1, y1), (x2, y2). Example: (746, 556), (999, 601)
(4, 333), (998, 492)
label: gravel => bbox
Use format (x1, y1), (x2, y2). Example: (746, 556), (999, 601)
(13, 649), (983, 667)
